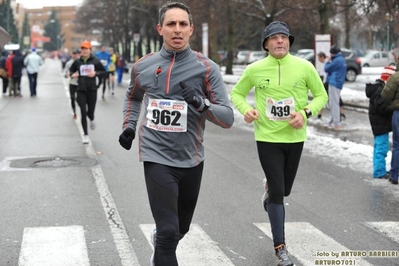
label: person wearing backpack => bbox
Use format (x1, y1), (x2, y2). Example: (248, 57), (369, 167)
(0, 50), (9, 96)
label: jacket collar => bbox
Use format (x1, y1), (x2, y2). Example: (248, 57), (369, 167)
(266, 52), (293, 63)
(332, 53), (343, 59)
(159, 45), (191, 60)
(81, 54), (93, 63)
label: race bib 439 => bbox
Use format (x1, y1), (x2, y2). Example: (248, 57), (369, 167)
(265, 97), (295, 121)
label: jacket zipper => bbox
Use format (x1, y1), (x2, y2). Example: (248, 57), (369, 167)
(165, 52), (176, 94)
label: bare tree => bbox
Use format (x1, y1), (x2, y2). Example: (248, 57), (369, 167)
(76, 0), (399, 65)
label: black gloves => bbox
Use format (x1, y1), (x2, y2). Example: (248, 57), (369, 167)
(119, 128), (135, 150)
(179, 81), (202, 109)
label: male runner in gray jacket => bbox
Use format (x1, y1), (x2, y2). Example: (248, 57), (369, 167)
(118, 2), (234, 266)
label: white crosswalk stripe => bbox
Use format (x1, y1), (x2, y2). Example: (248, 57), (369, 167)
(17, 222), (398, 265)
(140, 224), (235, 266)
(365, 221), (399, 243)
(18, 225), (90, 266)
(254, 222), (374, 266)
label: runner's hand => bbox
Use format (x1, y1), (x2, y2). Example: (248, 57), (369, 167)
(119, 128), (135, 150)
(244, 109), (259, 123)
(289, 112), (305, 129)
(179, 82), (202, 109)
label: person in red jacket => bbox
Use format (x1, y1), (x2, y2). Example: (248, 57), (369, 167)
(5, 51), (15, 96)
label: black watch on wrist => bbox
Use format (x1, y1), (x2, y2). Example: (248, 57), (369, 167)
(200, 98), (211, 112)
(304, 108), (312, 118)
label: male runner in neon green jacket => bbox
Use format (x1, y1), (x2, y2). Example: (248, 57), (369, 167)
(231, 21), (328, 266)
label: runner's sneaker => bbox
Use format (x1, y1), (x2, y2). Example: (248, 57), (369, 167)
(275, 244), (294, 266)
(262, 178), (269, 212)
(150, 228), (156, 266)
(82, 135), (90, 144)
(90, 120), (96, 130)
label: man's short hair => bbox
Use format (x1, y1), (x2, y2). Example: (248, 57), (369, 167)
(158, 2), (193, 26)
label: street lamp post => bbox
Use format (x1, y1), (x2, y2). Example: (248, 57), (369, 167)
(386, 13), (390, 51)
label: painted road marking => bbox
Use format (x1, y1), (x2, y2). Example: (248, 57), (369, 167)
(64, 80), (140, 266)
(254, 222), (374, 266)
(18, 225), (89, 266)
(63, 76), (139, 265)
(91, 165), (140, 265)
(140, 224), (235, 265)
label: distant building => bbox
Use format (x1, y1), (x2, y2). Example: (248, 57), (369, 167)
(11, 0), (25, 37)
(24, 6), (99, 52)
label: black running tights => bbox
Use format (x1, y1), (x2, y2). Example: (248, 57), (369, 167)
(69, 84), (77, 114)
(76, 90), (97, 135)
(256, 141), (304, 247)
(144, 161), (204, 266)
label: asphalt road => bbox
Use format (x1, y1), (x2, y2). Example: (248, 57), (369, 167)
(0, 59), (398, 266)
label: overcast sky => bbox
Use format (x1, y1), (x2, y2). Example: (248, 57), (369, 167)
(17, 0), (82, 9)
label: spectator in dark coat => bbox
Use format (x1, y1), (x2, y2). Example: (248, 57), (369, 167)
(381, 65), (399, 185)
(365, 66), (395, 179)
(11, 50), (25, 97)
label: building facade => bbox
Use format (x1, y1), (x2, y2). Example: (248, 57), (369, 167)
(25, 6), (98, 53)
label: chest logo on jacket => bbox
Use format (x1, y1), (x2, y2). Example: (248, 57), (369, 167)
(258, 79), (270, 90)
(196, 60), (205, 67)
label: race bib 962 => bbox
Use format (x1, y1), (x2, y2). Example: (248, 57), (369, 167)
(146, 99), (188, 132)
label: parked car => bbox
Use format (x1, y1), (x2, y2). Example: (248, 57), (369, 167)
(247, 50), (267, 64)
(359, 50), (396, 67)
(294, 49), (314, 59)
(340, 48), (362, 82)
(235, 50), (251, 64)
(293, 48), (362, 82)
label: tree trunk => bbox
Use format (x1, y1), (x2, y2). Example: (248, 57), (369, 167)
(225, 0), (234, 75)
(344, 2), (350, 48)
(318, 0), (329, 34)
